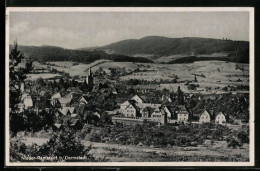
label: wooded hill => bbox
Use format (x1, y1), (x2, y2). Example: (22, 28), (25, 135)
(11, 36), (249, 64)
(91, 36), (249, 63)
(10, 45), (153, 63)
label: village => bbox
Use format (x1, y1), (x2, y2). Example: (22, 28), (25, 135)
(7, 8), (253, 164)
(15, 59), (249, 132)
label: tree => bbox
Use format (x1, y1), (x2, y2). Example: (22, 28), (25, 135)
(10, 129), (102, 162)
(227, 138), (241, 149)
(187, 84), (197, 90)
(177, 86), (184, 104)
(9, 41), (32, 111)
(237, 130), (249, 147)
(59, 77), (64, 85)
(10, 112), (26, 136)
(36, 77), (45, 86)
(194, 75), (198, 82)
(100, 112), (111, 124)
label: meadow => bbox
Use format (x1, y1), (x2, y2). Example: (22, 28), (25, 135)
(33, 60), (249, 93)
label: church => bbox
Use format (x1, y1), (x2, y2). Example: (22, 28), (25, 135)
(85, 67), (94, 90)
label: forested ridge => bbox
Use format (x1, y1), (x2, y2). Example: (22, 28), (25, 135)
(94, 36), (249, 63)
(10, 45), (153, 63)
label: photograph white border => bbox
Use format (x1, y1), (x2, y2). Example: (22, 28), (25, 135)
(5, 7), (255, 167)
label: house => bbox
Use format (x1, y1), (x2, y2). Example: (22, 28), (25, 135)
(39, 90), (47, 97)
(58, 107), (71, 116)
(58, 98), (72, 107)
(161, 95), (172, 102)
(51, 93), (61, 100)
(77, 103), (86, 116)
(192, 109), (204, 122)
(53, 123), (63, 131)
(111, 85), (118, 94)
(215, 112), (227, 125)
(67, 87), (82, 93)
(199, 109), (212, 123)
(233, 119), (242, 125)
(51, 98), (61, 108)
(67, 107), (76, 114)
(151, 108), (161, 122)
(120, 100), (134, 111)
(140, 107), (154, 118)
(71, 113), (81, 119)
(77, 96), (89, 104)
(150, 107), (167, 124)
(64, 92), (81, 101)
(163, 106), (174, 120)
(93, 112), (101, 119)
(123, 103), (139, 118)
(21, 93), (33, 109)
(132, 95), (145, 104)
(176, 105), (190, 122)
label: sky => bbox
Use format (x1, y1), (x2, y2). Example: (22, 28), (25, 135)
(9, 11), (249, 49)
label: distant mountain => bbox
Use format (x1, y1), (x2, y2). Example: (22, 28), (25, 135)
(9, 45), (153, 64)
(83, 36), (249, 63)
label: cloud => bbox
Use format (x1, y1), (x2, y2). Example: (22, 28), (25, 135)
(10, 25), (88, 49)
(10, 21), (30, 35)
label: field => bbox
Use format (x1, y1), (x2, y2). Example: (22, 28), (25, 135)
(26, 73), (61, 80)
(20, 136), (249, 162)
(34, 60), (249, 93)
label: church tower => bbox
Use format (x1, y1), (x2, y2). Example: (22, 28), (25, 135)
(86, 67), (93, 90)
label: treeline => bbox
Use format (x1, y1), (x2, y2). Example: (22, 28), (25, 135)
(11, 45), (153, 63)
(86, 122), (249, 150)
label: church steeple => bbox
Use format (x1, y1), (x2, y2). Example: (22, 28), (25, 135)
(86, 67), (94, 90)
(88, 67), (92, 77)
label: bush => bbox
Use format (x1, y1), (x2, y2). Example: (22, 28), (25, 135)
(227, 138), (241, 149)
(90, 133), (102, 142)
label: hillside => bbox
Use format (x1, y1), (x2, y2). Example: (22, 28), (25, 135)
(10, 45), (153, 64)
(89, 36), (249, 63)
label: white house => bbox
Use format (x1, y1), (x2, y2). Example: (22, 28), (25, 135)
(199, 109), (211, 123)
(120, 101), (132, 111)
(151, 107), (167, 124)
(124, 103), (138, 118)
(177, 106), (190, 122)
(58, 98), (72, 107)
(215, 112), (226, 125)
(51, 93), (61, 100)
(21, 93), (33, 109)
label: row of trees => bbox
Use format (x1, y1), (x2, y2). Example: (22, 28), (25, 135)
(87, 122), (248, 148)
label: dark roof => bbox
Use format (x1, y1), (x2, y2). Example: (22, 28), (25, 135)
(34, 101), (47, 109)
(71, 93), (82, 102)
(193, 109), (204, 115)
(115, 98), (129, 104)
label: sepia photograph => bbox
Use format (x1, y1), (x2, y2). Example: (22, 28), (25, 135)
(5, 7), (254, 166)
